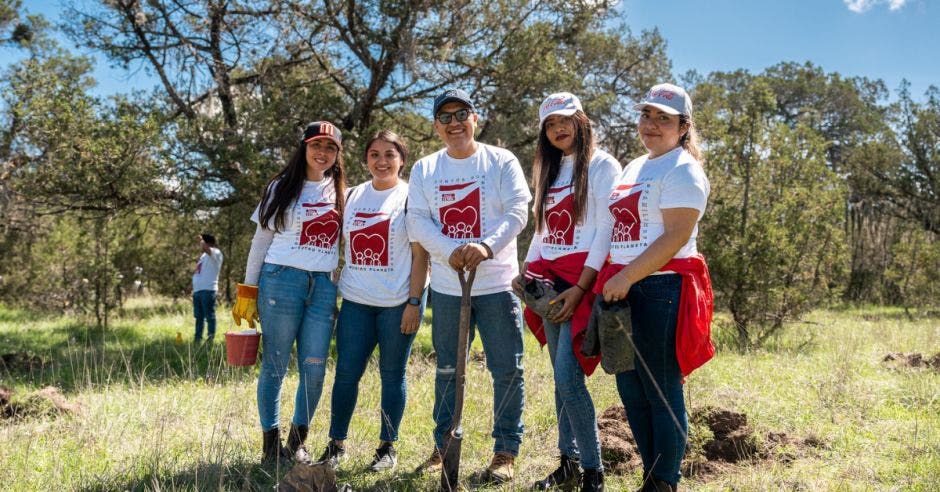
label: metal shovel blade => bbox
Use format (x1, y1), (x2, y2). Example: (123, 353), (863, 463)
(440, 268), (475, 492)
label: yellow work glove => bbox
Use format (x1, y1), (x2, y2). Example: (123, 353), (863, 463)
(232, 283), (260, 329)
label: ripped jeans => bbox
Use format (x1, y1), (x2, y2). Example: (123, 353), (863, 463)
(430, 289), (525, 456)
(257, 263), (337, 431)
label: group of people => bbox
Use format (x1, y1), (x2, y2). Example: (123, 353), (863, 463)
(229, 82), (713, 492)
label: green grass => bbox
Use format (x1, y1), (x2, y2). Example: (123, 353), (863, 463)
(1, 298), (938, 490)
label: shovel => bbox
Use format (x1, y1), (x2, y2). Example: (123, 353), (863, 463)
(441, 267), (475, 491)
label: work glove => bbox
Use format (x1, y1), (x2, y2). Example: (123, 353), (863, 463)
(518, 277), (564, 321)
(232, 283), (260, 329)
(580, 298), (602, 358)
(597, 299), (635, 374)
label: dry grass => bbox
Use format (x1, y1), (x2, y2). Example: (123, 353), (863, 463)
(0, 298), (937, 490)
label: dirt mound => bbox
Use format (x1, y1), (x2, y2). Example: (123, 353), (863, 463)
(0, 386), (11, 408)
(0, 352), (47, 372)
(693, 406), (758, 463)
(1, 386), (82, 421)
(596, 405), (642, 474)
(277, 462), (347, 492)
(685, 406), (828, 477)
(597, 404), (828, 479)
(882, 352), (940, 370)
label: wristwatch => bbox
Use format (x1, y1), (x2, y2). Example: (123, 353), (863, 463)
(407, 296), (421, 306)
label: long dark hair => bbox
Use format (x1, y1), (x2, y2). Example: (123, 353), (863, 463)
(259, 141), (347, 232)
(532, 110), (594, 232)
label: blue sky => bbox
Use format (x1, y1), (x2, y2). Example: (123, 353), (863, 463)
(9, 1), (939, 100)
(620, 0), (938, 98)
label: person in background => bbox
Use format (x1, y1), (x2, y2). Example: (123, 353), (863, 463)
(317, 130), (430, 472)
(231, 121), (346, 466)
(192, 233), (223, 343)
(597, 83), (714, 492)
(407, 89), (531, 483)
(514, 92), (621, 491)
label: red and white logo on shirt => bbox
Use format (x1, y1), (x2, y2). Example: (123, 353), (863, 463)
(439, 181), (481, 239)
(300, 202), (340, 249)
(349, 212), (390, 266)
(544, 184), (575, 245)
(610, 184), (642, 243)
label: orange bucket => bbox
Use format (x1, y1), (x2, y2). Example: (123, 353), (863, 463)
(225, 330), (261, 366)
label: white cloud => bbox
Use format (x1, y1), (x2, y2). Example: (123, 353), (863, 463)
(844, 0), (907, 13)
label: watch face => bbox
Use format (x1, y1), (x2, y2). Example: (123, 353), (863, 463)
(408, 297), (421, 306)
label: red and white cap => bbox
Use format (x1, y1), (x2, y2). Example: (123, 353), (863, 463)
(302, 121), (343, 147)
(634, 83), (692, 116)
(539, 92), (583, 126)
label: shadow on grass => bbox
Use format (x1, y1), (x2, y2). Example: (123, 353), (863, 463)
(74, 459), (280, 492)
(1, 321), (259, 392)
(72, 458), (447, 492)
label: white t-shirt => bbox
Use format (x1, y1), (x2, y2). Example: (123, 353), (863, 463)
(525, 149), (622, 271)
(250, 179), (340, 273)
(599, 147), (709, 265)
(407, 143), (531, 296)
(192, 247), (223, 292)
(338, 181), (414, 306)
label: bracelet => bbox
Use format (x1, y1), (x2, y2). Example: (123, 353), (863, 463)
(574, 283), (587, 292)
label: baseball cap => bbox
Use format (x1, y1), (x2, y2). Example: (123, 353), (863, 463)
(539, 92), (582, 126)
(633, 83), (692, 116)
(433, 89), (475, 116)
(302, 121), (343, 147)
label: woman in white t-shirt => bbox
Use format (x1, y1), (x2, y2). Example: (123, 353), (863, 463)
(596, 84), (714, 491)
(231, 121), (347, 465)
(316, 130), (430, 472)
(514, 93), (620, 491)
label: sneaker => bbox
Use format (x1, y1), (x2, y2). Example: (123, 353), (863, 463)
(415, 447), (442, 474)
(370, 442), (397, 471)
(581, 468), (604, 492)
(487, 452), (515, 483)
(317, 440), (346, 470)
(533, 454), (581, 490)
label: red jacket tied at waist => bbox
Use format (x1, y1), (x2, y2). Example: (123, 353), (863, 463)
(594, 253), (715, 377)
(523, 252), (601, 376)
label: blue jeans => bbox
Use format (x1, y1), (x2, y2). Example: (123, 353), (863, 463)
(192, 290), (217, 341)
(256, 263), (337, 431)
(543, 319), (602, 470)
(614, 273), (686, 485)
(329, 291), (427, 442)
(431, 289), (525, 456)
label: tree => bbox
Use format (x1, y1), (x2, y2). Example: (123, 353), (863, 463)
(695, 73), (846, 348)
(64, 0), (670, 284)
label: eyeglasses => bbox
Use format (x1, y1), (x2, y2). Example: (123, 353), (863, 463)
(435, 108), (473, 124)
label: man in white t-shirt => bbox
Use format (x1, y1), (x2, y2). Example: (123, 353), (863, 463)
(192, 233), (223, 342)
(407, 89), (531, 482)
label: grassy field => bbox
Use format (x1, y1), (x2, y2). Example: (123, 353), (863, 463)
(1, 297), (937, 491)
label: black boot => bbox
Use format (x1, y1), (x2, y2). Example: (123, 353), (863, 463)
(638, 476), (676, 492)
(581, 468), (604, 492)
(533, 454), (581, 490)
(262, 427), (283, 463)
(286, 424), (311, 463)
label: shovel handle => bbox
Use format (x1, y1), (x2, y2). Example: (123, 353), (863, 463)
(451, 268), (475, 427)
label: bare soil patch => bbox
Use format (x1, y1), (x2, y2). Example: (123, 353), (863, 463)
(598, 404), (827, 480)
(882, 352), (940, 370)
(0, 386), (82, 421)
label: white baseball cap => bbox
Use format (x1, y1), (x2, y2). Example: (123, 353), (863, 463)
(633, 83), (692, 116)
(539, 92), (583, 126)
